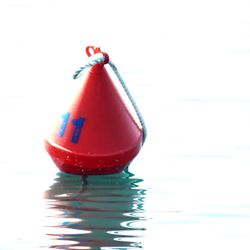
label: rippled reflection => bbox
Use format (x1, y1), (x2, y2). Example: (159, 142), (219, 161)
(44, 169), (146, 249)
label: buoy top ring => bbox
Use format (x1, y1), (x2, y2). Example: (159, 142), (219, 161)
(86, 46), (109, 65)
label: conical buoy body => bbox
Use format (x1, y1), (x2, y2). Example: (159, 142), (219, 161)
(45, 63), (143, 175)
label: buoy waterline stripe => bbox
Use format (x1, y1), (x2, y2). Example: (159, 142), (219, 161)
(73, 51), (147, 145)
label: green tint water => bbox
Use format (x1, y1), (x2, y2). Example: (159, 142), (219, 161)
(43, 170), (146, 249)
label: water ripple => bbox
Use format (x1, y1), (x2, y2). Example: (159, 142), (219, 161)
(43, 170), (147, 249)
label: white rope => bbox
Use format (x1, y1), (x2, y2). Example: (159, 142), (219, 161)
(73, 53), (106, 79)
(108, 61), (147, 144)
(73, 53), (147, 145)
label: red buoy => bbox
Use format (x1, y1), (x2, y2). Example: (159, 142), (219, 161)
(45, 46), (144, 175)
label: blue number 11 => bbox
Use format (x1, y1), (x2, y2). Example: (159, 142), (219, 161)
(58, 112), (86, 144)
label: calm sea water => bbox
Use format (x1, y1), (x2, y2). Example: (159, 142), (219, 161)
(1, 0), (250, 249)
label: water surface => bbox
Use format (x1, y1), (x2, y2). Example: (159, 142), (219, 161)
(43, 171), (146, 249)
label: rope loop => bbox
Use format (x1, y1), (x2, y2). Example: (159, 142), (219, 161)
(73, 46), (147, 145)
